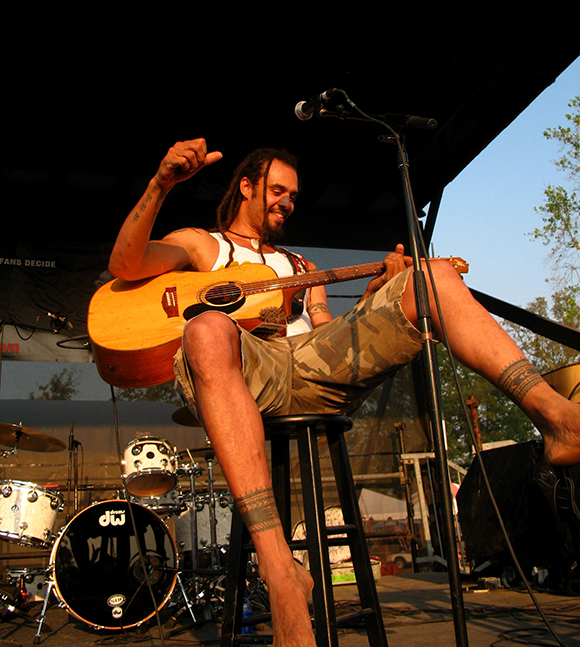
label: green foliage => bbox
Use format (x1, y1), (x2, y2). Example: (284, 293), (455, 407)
(502, 287), (580, 374)
(531, 95), (580, 288)
(436, 346), (537, 466)
(112, 381), (182, 406)
(434, 94), (580, 466)
(29, 366), (80, 400)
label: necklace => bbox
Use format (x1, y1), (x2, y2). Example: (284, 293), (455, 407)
(226, 230), (261, 251)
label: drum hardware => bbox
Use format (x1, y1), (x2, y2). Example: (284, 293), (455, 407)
(0, 423), (66, 455)
(158, 442), (238, 629)
(128, 487), (186, 516)
(176, 450), (203, 570)
(65, 421), (82, 523)
(0, 588), (48, 631)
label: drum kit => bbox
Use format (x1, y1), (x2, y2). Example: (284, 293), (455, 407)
(0, 413), (255, 640)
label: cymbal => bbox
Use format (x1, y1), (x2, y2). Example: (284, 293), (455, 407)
(171, 407), (202, 427)
(0, 423), (66, 453)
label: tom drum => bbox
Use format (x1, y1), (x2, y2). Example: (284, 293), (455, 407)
(0, 480), (62, 548)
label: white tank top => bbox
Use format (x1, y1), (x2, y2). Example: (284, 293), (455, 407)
(209, 232), (313, 336)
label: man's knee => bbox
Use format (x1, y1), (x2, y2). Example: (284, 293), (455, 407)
(183, 312), (241, 372)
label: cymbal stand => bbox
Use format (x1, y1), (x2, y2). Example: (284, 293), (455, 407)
(0, 426), (21, 457)
(170, 452), (204, 626)
(66, 421), (81, 522)
(179, 452), (203, 572)
(205, 455), (218, 569)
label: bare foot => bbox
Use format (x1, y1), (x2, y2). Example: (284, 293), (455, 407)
(527, 389), (580, 466)
(264, 559), (316, 647)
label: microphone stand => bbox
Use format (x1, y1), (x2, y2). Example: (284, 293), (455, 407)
(318, 97), (469, 646)
(394, 132), (468, 647)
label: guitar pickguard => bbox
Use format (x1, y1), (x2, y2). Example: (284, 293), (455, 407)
(183, 296), (246, 321)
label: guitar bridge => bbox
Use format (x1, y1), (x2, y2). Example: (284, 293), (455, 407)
(162, 287), (179, 318)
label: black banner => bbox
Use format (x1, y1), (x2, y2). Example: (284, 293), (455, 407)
(0, 238), (112, 362)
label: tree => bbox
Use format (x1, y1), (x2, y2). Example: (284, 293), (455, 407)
(437, 347), (537, 466)
(29, 366), (80, 400)
(531, 95), (580, 290)
(440, 96), (580, 464)
(507, 95), (580, 375)
(113, 381), (182, 406)
(502, 289), (580, 374)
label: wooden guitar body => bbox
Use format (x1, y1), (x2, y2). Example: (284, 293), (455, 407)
(88, 257), (467, 388)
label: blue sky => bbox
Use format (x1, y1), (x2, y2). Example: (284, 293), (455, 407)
(432, 57), (579, 309)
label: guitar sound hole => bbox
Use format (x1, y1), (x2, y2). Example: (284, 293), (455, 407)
(205, 282), (242, 306)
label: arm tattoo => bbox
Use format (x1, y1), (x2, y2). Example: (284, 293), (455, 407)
(131, 184), (163, 224)
(234, 487), (281, 535)
(307, 302), (330, 316)
(497, 358), (544, 405)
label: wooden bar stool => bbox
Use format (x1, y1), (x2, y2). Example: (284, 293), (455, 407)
(220, 414), (388, 646)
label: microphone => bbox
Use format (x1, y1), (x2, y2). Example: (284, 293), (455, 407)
(295, 89), (337, 121)
(47, 310), (73, 332)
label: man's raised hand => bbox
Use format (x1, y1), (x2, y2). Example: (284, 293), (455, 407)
(155, 139), (223, 190)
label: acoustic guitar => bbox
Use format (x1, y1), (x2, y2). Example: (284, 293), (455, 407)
(88, 257), (468, 388)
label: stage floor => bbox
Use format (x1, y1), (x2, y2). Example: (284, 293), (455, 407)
(1, 572), (579, 646)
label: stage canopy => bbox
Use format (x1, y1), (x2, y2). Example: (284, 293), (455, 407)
(2, 7), (579, 359)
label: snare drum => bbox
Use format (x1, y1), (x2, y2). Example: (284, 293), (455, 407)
(50, 500), (177, 630)
(6, 567), (49, 601)
(174, 490), (233, 552)
(0, 480), (63, 548)
(122, 437), (177, 497)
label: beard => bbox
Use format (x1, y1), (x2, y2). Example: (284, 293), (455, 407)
(262, 210), (285, 241)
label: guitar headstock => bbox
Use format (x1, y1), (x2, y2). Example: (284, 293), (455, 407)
(446, 256), (469, 275)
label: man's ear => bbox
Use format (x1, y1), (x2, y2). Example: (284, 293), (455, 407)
(239, 176), (254, 200)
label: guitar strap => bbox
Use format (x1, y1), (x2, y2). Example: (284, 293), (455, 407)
(280, 247), (309, 275)
(279, 247), (309, 321)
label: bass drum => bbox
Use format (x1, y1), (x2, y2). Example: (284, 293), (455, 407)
(50, 500), (177, 630)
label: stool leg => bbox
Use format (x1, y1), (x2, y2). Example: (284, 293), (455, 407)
(221, 506), (249, 647)
(327, 427), (389, 647)
(270, 434), (292, 538)
(296, 424), (339, 647)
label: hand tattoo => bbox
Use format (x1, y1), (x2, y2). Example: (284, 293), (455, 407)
(497, 358), (544, 405)
(234, 487), (281, 534)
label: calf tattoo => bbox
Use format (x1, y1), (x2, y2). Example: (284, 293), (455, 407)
(497, 358), (544, 405)
(235, 487), (281, 534)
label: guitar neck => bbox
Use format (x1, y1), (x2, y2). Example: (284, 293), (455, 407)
(244, 261), (386, 295)
(243, 257), (468, 295)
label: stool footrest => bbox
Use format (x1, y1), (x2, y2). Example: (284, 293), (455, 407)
(336, 607), (376, 628)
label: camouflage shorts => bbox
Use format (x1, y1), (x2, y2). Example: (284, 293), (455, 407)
(174, 267), (422, 420)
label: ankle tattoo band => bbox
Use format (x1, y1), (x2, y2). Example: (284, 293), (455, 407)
(497, 358), (544, 405)
(235, 487), (281, 534)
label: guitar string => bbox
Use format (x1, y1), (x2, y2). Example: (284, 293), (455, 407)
(184, 262), (386, 301)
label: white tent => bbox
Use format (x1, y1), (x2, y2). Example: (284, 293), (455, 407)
(358, 488), (421, 521)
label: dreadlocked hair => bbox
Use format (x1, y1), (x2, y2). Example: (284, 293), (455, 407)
(213, 147), (298, 267)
